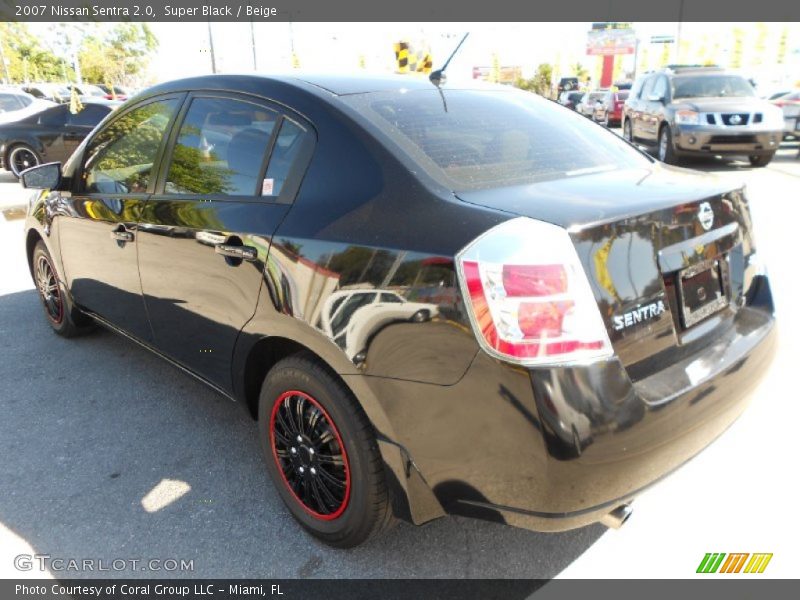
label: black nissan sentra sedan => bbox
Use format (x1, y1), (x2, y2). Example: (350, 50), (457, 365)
(20, 74), (776, 548)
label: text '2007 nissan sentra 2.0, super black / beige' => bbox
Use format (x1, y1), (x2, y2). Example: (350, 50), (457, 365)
(20, 73), (776, 547)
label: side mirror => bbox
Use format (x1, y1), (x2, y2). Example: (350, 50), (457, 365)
(647, 94), (665, 103)
(20, 162), (62, 190)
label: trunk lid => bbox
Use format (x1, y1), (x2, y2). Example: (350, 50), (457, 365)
(456, 165), (755, 375)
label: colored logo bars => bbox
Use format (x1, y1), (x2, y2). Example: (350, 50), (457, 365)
(696, 553), (773, 574)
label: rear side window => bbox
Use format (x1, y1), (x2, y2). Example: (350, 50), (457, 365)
(82, 98), (179, 194)
(67, 104), (110, 127)
(345, 89), (649, 191)
(165, 96), (278, 196)
(264, 118), (310, 197)
(38, 105), (70, 127)
(0, 94), (22, 111)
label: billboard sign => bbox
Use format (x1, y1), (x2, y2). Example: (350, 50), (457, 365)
(587, 28), (636, 56)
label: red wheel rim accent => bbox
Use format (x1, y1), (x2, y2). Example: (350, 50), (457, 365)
(269, 390), (351, 521)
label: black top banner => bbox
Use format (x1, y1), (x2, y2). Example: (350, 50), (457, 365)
(1, 0), (800, 22)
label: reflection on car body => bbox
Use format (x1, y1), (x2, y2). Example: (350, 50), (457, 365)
(318, 289), (439, 362)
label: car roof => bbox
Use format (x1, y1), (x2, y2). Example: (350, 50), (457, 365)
(137, 73), (502, 100)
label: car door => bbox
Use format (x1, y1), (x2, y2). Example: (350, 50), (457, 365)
(136, 93), (315, 390)
(58, 95), (183, 342)
(632, 76), (656, 141)
(642, 75), (669, 142)
(31, 104), (73, 161)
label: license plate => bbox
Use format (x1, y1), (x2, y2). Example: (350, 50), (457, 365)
(677, 258), (728, 328)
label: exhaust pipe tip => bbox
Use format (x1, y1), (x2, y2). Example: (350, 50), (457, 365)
(600, 504), (633, 530)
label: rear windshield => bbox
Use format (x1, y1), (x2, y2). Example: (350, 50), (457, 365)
(672, 75), (755, 99)
(343, 89), (649, 191)
(616, 91), (630, 100)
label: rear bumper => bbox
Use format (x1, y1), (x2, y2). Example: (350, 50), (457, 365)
(673, 125), (783, 156)
(359, 300), (776, 532)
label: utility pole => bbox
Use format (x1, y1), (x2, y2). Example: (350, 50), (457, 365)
(250, 21), (257, 71)
(0, 41), (10, 84)
(676, 0), (685, 63)
(207, 21), (217, 74)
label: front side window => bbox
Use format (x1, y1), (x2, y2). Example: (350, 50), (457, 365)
(82, 98), (179, 194)
(165, 97), (278, 196)
(651, 76), (668, 100)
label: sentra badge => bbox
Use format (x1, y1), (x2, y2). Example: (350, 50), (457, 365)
(612, 300), (666, 331)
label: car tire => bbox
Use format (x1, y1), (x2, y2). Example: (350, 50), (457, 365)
(31, 241), (94, 337)
(658, 125), (678, 165)
(258, 354), (394, 548)
(8, 144), (41, 178)
(411, 309), (430, 323)
(748, 152), (775, 168)
(623, 119), (633, 142)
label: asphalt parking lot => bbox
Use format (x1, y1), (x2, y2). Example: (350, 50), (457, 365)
(1, 137), (799, 579)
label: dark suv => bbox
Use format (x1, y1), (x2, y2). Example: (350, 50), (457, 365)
(622, 66), (784, 166)
(21, 74), (775, 547)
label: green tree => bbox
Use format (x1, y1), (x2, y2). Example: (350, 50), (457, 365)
(573, 62), (589, 84)
(79, 23), (158, 86)
(0, 23), (73, 83)
(513, 63), (553, 97)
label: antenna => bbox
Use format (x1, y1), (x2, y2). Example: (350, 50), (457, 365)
(429, 32), (470, 88)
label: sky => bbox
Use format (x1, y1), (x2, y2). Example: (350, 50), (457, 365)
(27, 21), (800, 89)
(147, 22), (800, 86)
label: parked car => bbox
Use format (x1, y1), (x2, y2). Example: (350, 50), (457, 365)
(622, 66), (784, 166)
(593, 88), (629, 127)
(21, 74), (775, 548)
(21, 83), (71, 104)
(317, 289), (439, 362)
(68, 83), (108, 99)
(771, 90), (800, 139)
(576, 91), (606, 118)
(558, 90), (585, 110)
(557, 76), (579, 94)
(0, 99), (119, 177)
(0, 90), (57, 124)
(94, 83), (129, 101)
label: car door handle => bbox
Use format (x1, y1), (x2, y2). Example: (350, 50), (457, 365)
(110, 228), (134, 242)
(215, 244), (258, 262)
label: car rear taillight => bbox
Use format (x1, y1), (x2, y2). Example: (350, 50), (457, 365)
(456, 218), (612, 366)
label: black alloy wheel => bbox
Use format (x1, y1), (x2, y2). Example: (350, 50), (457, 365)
(31, 241), (93, 337)
(9, 145), (40, 178)
(269, 390), (351, 520)
(258, 355), (394, 547)
(35, 253), (63, 325)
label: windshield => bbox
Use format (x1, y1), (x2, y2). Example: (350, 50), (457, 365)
(344, 88), (650, 192)
(672, 75), (755, 99)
